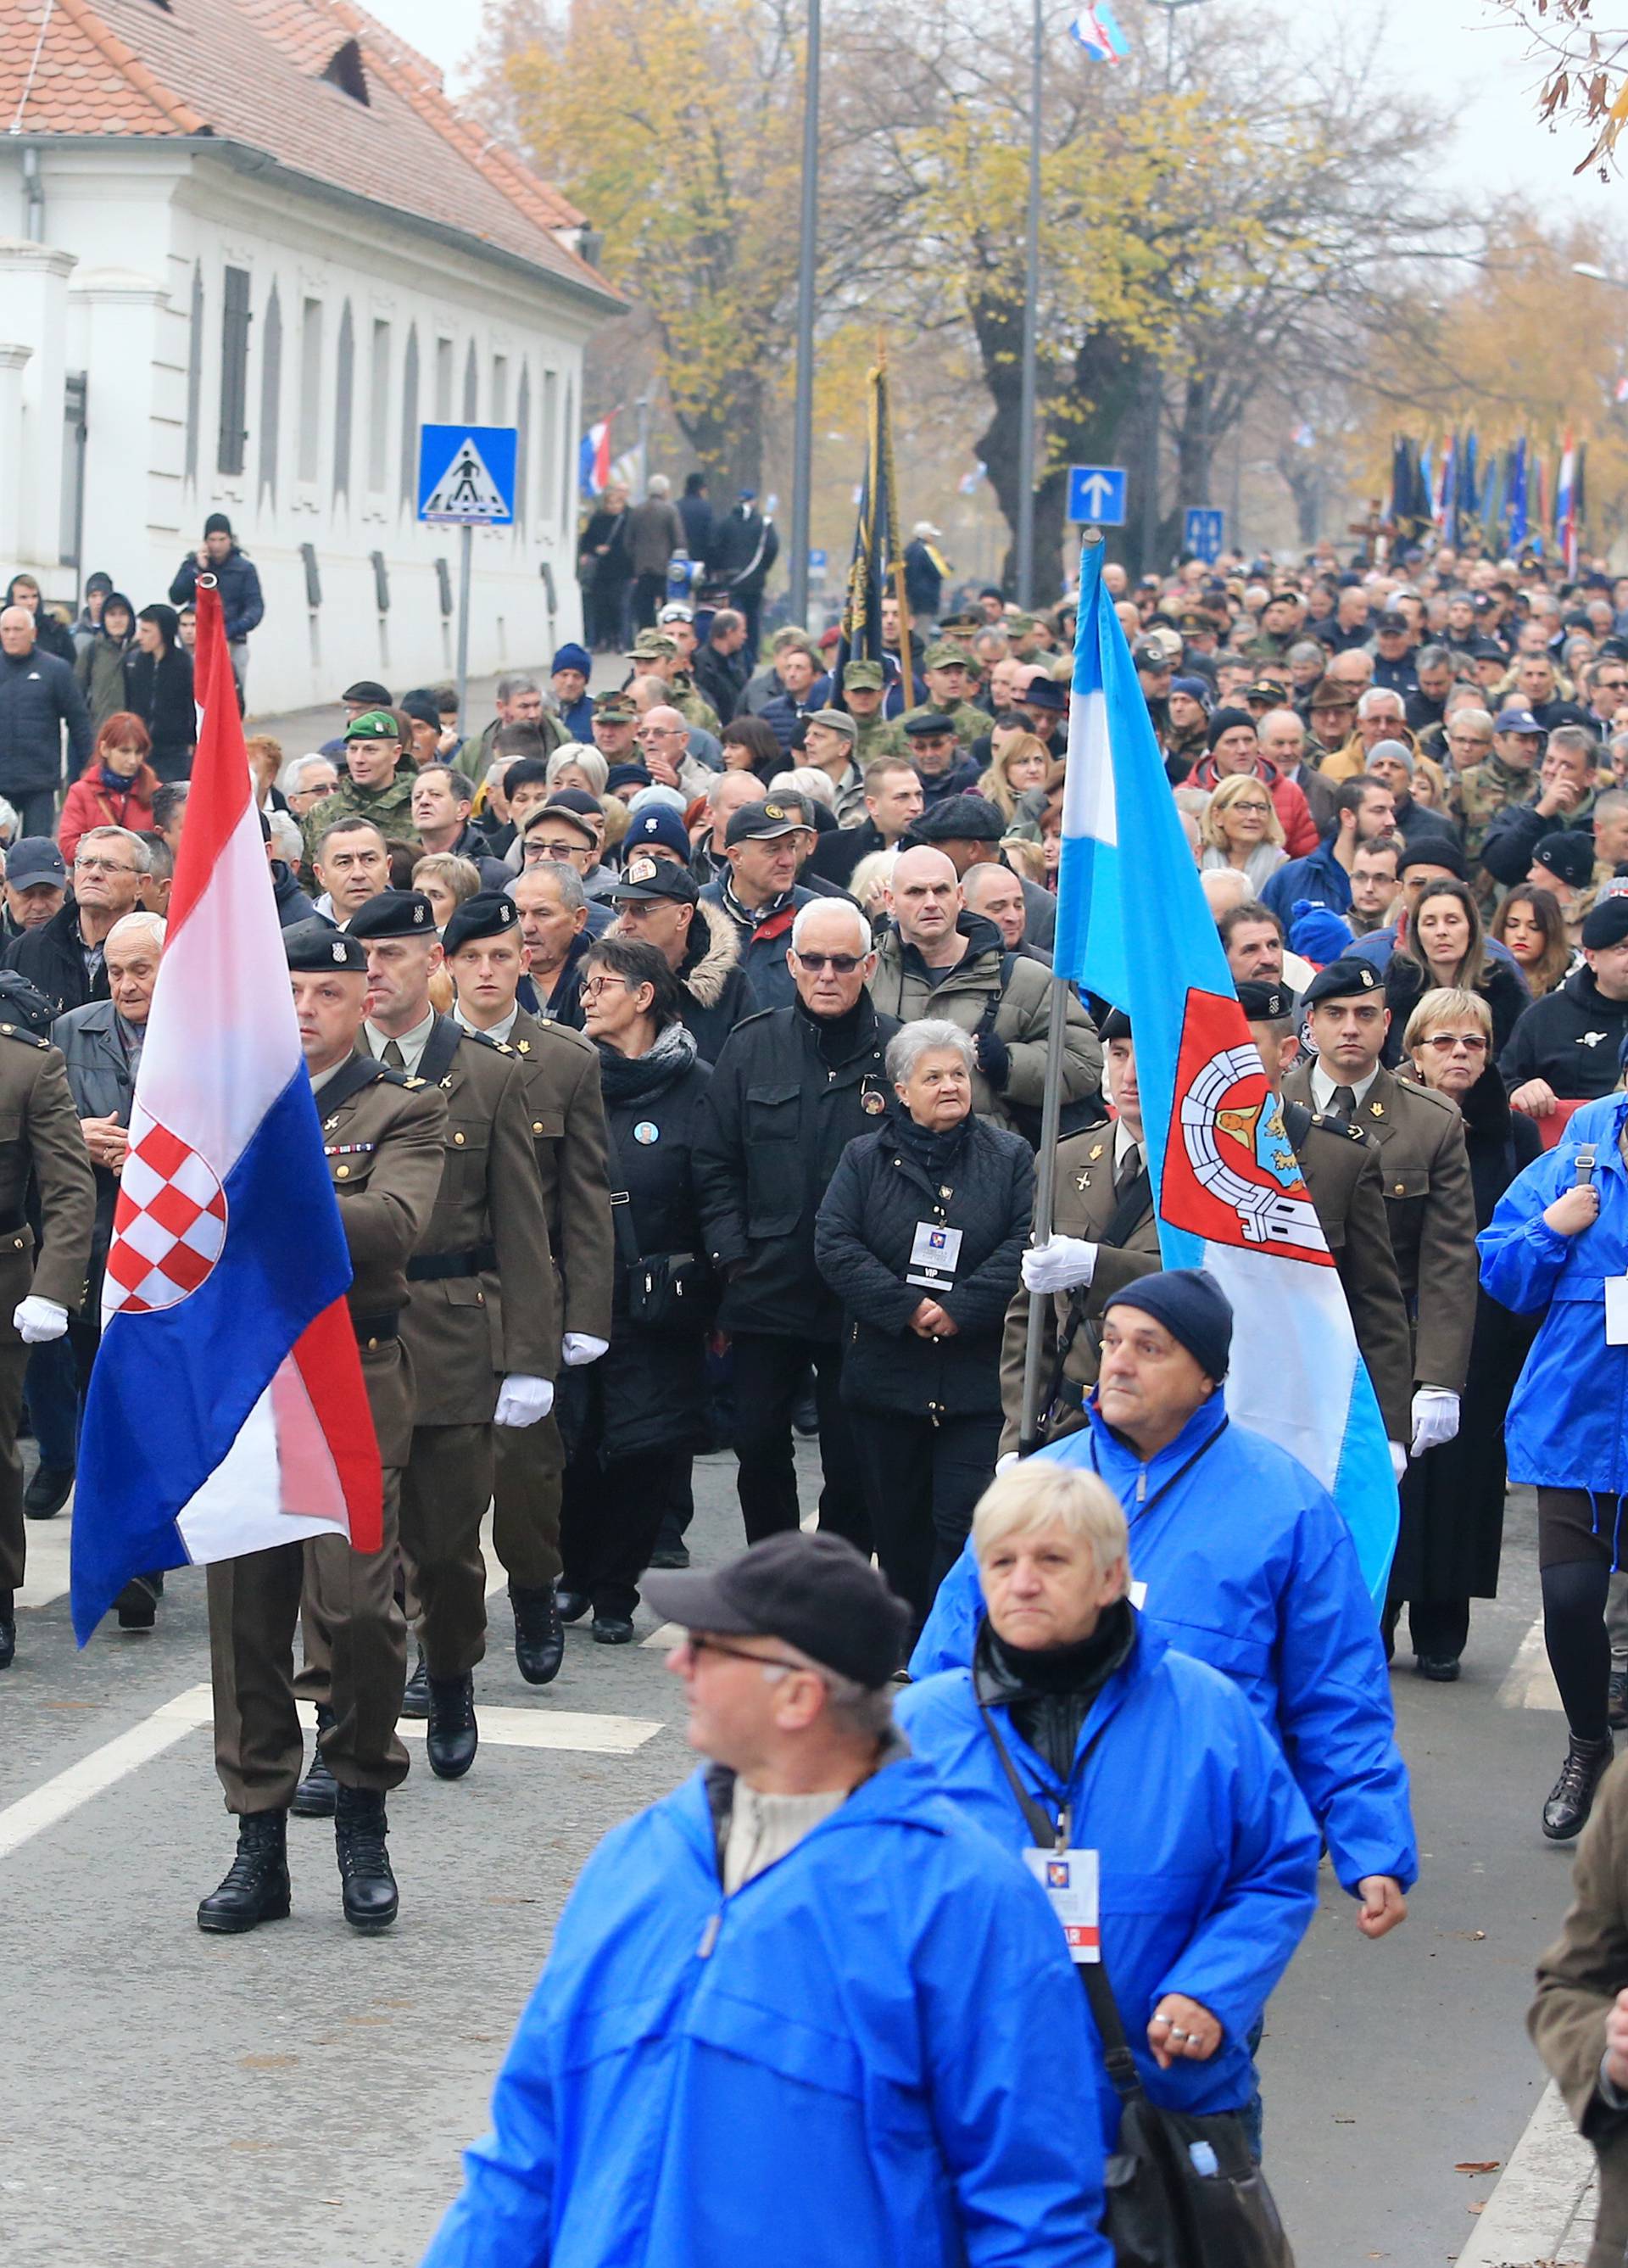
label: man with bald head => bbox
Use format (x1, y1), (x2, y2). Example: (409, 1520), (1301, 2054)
(1257, 705), (1335, 835)
(963, 860), (1043, 961)
(633, 703), (711, 797)
(695, 898), (899, 1545)
(0, 603), (91, 837)
(869, 846), (1100, 1134)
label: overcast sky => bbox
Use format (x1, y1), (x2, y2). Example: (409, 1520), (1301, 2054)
(368, 0), (1620, 222)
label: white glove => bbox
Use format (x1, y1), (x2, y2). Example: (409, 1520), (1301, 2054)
(13, 1295), (67, 1345)
(494, 1373), (555, 1428)
(1409, 1388), (1461, 1459)
(1388, 1440), (1408, 1485)
(561, 1332), (609, 1368)
(995, 1451), (1020, 1477)
(1021, 1236), (1099, 1294)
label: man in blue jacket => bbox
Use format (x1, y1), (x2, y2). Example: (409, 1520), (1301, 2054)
(913, 1270), (1417, 1937)
(420, 1532), (1113, 2268)
(899, 1458), (1319, 2159)
(168, 513), (265, 693)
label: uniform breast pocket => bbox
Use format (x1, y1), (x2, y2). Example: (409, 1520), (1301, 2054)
(328, 1152), (376, 1194)
(745, 1082), (800, 1142)
(445, 1120), (489, 1193)
(1383, 1165), (1430, 1207)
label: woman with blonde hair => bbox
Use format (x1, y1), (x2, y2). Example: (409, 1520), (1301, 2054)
(1198, 772), (1286, 894)
(412, 852), (482, 930)
(978, 730), (1051, 824)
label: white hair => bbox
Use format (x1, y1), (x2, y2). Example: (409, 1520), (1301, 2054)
(1357, 685), (1405, 719)
(885, 1017), (975, 1083)
(105, 910), (165, 955)
(546, 744), (609, 794)
(790, 897), (871, 955)
(770, 764), (836, 811)
(268, 810), (303, 863)
(973, 1461), (1128, 1580)
(282, 751), (338, 795)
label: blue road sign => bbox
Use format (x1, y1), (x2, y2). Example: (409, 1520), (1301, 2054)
(417, 424), (517, 524)
(1183, 506), (1226, 562)
(1066, 464), (1128, 526)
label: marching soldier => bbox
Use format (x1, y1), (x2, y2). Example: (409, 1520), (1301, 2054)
(343, 890), (557, 1779)
(199, 921), (445, 1934)
(1285, 958), (1478, 1459)
(899, 642), (990, 747)
(998, 1011), (1159, 1453)
(440, 892), (613, 1686)
(0, 1014), (97, 1673)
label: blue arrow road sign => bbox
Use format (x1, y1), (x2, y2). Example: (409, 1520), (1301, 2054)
(1066, 464), (1128, 526)
(1183, 506), (1226, 562)
(417, 423), (517, 524)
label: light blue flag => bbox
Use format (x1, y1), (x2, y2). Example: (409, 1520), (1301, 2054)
(1052, 544), (1399, 1600)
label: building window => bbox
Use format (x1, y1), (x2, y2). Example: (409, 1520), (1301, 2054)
(399, 324), (420, 509)
(492, 353), (508, 425)
(258, 282), (282, 502)
(463, 340), (478, 421)
(434, 336), (453, 422)
(321, 37), (368, 103)
(334, 300), (354, 500)
(367, 319), (390, 494)
(515, 363), (530, 533)
(184, 262), (204, 486)
(217, 265), (251, 477)
(298, 298), (323, 484)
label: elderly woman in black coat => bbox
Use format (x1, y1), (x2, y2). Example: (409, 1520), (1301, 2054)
(557, 936), (713, 1644)
(816, 1017), (1033, 1629)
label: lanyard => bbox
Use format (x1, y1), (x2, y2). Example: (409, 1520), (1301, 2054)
(974, 1697), (1112, 1852)
(1087, 1412), (1229, 1521)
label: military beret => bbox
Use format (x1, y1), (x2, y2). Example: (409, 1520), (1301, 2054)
(912, 794), (1004, 844)
(923, 642), (969, 670)
(902, 711), (960, 738)
(285, 919), (365, 974)
(1236, 979), (1293, 1022)
(1584, 892), (1628, 949)
(1301, 957), (1383, 1008)
(442, 892), (521, 956)
(611, 854), (700, 905)
(841, 660), (885, 692)
(343, 708), (400, 741)
(346, 889), (437, 940)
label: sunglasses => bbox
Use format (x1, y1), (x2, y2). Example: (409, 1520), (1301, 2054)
(679, 1631), (806, 1675)
(1419, 1033), (1488, 1054)
(794, 951), (865, 972)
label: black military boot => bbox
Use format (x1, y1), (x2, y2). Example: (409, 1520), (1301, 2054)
(511, 1583), (564, 1686)
(291, 1705), (338, 1818)
(197, 1812), (292, 1934)
(334, 1785), (399, 1931)
(1542, 1735), (1615, 1841)
(24, 1462), (74, 1519)
(0, 1590), (14, 1672)
(426, 1672), (478, 1779)
(114, 1571), (164, 1629)
(401, 1645), (431, 1719)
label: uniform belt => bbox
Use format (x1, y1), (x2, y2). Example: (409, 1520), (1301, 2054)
(406, 1243), (496, 1282)
(352, 1311), (400, 1347)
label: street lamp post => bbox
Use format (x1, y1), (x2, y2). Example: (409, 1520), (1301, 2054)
(1015, 0), (1043, 608)
(1140, 0), (1210, 578)
(788, 0), (822, 628)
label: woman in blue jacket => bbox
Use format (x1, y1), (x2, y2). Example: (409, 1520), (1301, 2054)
(1480, 1081), (1628, 1841)
(898, 1458), (1319, 2164)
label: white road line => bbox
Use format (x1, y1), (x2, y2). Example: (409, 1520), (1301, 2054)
(0, 1682), (663, 1864)
(1499, 1611), (1563, 1712)
(1457, 2080), (1596, 2266)
(642, 1621), (683, 1651)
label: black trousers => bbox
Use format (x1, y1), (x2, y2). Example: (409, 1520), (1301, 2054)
(729, 1331), (869, 1552)
(560, 1444), (683, 1619)
(631, 571), (667, 630)
(847, 1407), (1001, 1634)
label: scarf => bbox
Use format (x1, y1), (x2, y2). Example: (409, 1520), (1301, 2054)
(595, 1018), (698, 1104)
(891, 1107), (973, 1180)
(794, 988), (873, 1070)
(975, 1597), (1136, 1782)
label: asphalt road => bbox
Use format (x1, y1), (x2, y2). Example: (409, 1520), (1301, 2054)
(0, 1454), (1586, 2268)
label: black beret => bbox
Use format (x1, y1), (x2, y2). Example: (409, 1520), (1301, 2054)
(442, 892), (521, 956)
(285, 919), (365, 974)
(345, 889), (437, 941)
(1582, 891), (1628, 949)
(1099, 1007), (1131, 1041)
(1236, 980), (1292, 1021)
(1301, 956), (1384, 1008)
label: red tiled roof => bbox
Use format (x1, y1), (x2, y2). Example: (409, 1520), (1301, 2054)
(2, 0), (614, 300)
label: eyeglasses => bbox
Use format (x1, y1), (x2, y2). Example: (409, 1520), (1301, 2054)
(794, 951), (865, 972)
(1228, 800), (1272, 815)
(679, 1631), (806, 1676)
(528, 840), (587, 860)
(300, 779), (337, 797)
(75, 856), (137, 875)
(579, 975), (629, 1000)
(1419, 1033), (1488, 1054)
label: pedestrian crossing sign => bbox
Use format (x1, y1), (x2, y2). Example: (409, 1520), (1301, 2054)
(417, 423), (517, 525)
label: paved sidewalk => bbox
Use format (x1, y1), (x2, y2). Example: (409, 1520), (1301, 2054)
(1458, 2081), (1597, 2267)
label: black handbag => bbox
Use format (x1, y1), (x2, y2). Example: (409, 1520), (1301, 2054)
(976, 1695), (1295, 2268)
(605, 1120), (716, 1332)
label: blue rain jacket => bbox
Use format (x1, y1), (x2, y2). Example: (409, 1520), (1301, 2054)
(911, 1391), (1416, 1895)
(420, 1751), (1114, 2268)
(1479, 1089), (1628, 1499)
(897, 1617), (1319, 2148)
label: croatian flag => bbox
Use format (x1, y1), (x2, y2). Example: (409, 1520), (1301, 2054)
(1556, 430), (1580, 574)
(1053, 544), (1398, 1600)
(1069, 0), (1129, 59)
(70, 582), (380, 1641)
(578, 411), (616, 500)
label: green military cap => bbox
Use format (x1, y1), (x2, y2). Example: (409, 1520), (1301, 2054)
(923, 642), (970, 671)
(841, 659), (885, 692)
(594, 691), (638, 721)
(344, 707), (400, 740)
(628, 630), (678, 659)
(1006, 612), (1038, 635)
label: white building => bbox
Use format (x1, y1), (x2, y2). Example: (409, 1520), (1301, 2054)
(0, 0), (620, 714)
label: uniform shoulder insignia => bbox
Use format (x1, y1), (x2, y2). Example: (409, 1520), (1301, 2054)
(404, 1075), (427, 1090)
(465, 1028), (513, 1055)
(377, 1064), (413, 1088)
(0, 1023), (49, 1049)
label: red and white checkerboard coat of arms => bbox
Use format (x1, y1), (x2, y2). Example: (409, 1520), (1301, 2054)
(103, 1108), (229, 1316)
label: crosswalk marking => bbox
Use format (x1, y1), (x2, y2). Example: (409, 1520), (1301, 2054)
(1499, 1613), (1562, 1712)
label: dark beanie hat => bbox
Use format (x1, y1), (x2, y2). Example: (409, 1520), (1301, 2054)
(1104, 1268), (1232, 1382)
(1205, 707), (1257, 752)
(1583, 891), (1628, 950)
(1532, 830), (1597, 893)
(204, 512), (232, 539)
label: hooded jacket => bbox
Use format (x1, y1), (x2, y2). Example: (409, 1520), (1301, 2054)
(898, 1614), (1319, 2148)
(1187, 751), (1318, 857)
(675, 897), (751, 1062)
(1498, 965), (1628, 1102)
(912, 1388), (1417, 1896)
(419, 1751), (1112, 2268)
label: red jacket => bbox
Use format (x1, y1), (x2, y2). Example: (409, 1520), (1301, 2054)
(1188, 753), (1318, 858)
(58, 762), (159, 861)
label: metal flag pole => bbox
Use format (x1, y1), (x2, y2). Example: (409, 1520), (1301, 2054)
(1018, 524), (1101, 1455)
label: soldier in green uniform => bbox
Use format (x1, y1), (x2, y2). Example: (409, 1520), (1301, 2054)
(1458, 704), (1546, 876)
(300, 708), (418, 878)
(899, 643), (990, 747)
(199, 921), (446, 1935)
(839, 659), (906, 763)
(440, 893), (613, 1686)
(627, 629), (722, 737)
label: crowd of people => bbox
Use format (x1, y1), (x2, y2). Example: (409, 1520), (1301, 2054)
(12, 506), (1628, 2260)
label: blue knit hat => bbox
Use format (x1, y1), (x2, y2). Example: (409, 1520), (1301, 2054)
(1103, 1268), (1232, 1382)
(551, 642), (593, 678)
(1288, 897), (1356, 964)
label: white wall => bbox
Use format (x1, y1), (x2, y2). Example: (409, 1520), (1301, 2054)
(0, 144), (599, 718)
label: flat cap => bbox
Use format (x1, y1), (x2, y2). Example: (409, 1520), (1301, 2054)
(912, 794), (1004, 844)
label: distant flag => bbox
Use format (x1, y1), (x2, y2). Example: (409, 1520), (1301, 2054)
(1533, 449), (1550, 549)
(1556, 430), (1580, 573)
(577, 409), (617, 499)
(70, 582), (381, 1642)
(958, 461), (988, 494)
(1051, 545), (1399, 1601)
(832, 355), (906, 710)
(1615, 375), (1628, 404)
(1291, 422), (1315, 449)
(1069, 0), (1130, 59)
(1506, 435), (1528, 550)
